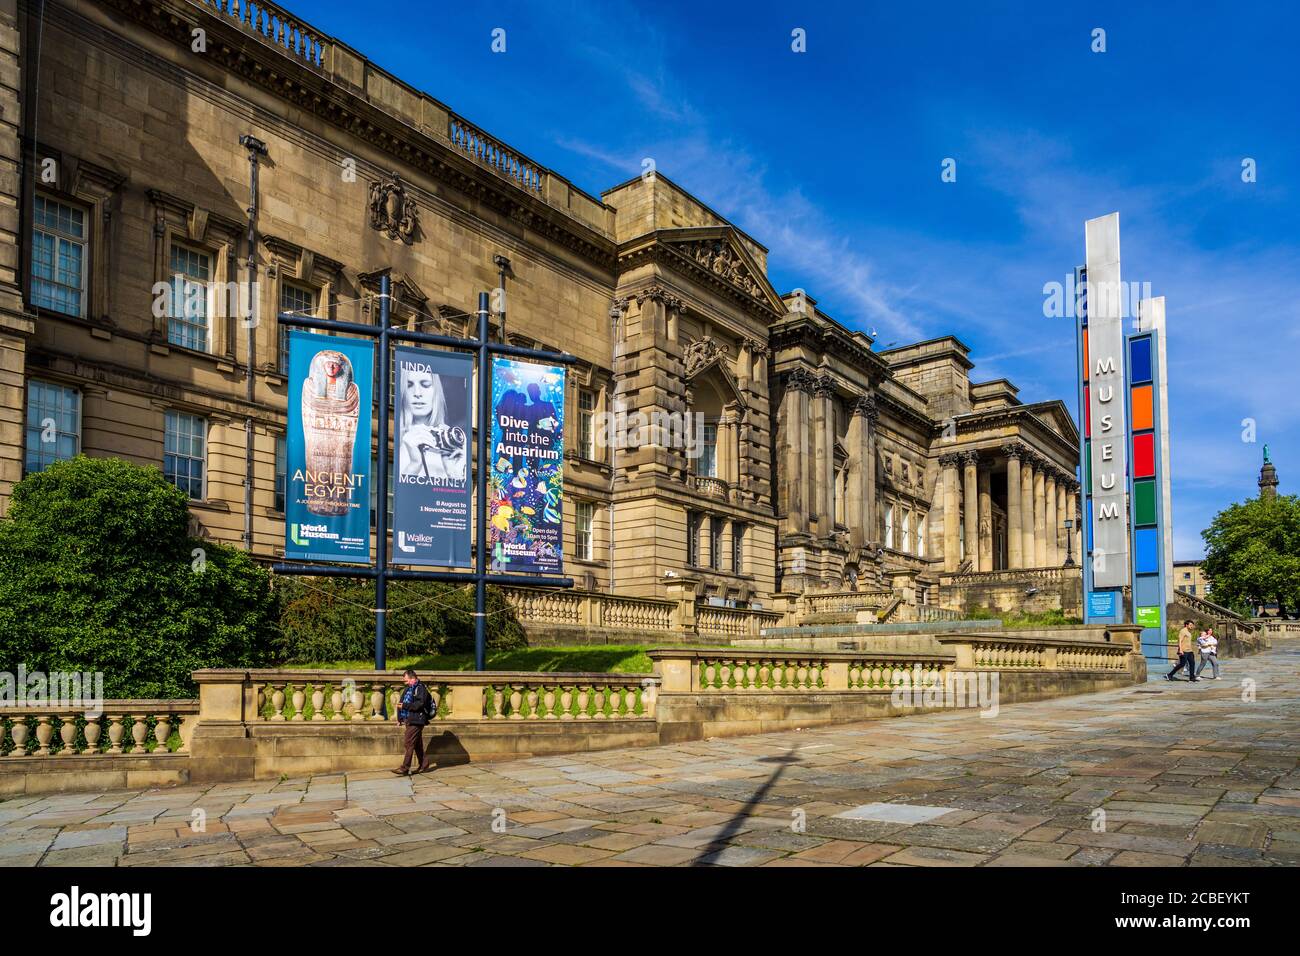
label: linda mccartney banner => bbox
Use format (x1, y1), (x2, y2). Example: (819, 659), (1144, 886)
(284, 331), (374, 564)
(392, 346), (473, 567)
(488, 357), (566, 574)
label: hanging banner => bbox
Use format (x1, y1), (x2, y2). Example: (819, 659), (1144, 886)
(488, 357), (566, 574)
(392, 347), (473, 567)
(284, 331), (374, 564)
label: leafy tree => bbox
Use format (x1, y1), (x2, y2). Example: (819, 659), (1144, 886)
(0, 457), (275, 697)
(1201, 493), (1300, 618)
(273, 577), (525, 664)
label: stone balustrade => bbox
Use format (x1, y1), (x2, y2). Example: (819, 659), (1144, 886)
(499, 586), (779, 639)
(648, 647), (956, 694)
(198, 669), (658, 723)
(940, 566), (1078, 586)
(1, 701), (198, 757)
(448, 114), (544, 193)
(936, 627), (1140, 674)
(199, 0), (327, 68)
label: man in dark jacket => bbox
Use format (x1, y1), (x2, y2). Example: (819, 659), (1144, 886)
(392, 669), (434, 775)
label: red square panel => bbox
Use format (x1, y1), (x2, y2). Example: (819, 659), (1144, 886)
(1132, 432), (1155, 478)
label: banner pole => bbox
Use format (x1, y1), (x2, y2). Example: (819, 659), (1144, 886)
(376, 273), (391, 671)
(475, 291), (491, 672)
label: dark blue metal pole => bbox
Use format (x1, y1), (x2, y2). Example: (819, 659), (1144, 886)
(475, 292), (491, 672)
(375, 273), (391, 671)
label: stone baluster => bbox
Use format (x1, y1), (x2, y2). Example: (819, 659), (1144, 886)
(83, 715), (103, 754)
(58, 715), (78, 755)
(8, 716), (29, 755)
(106, 715), (125, 754)
(131, 715), (149, 753)
(34, 716), (54, 756)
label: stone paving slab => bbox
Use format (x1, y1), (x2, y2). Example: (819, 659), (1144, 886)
(3, 645), (1299, 867)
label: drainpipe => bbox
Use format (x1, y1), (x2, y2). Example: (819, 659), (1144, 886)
(608, 300), (623, 592)
(239, 134), (268, 552)
(492, 254), (510, 343)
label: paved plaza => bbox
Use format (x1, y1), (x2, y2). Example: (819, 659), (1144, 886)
(3, 644), (1299, 868)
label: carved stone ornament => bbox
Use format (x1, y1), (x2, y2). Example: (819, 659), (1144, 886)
(684, 240), (763, 299)
(368, 174), (419, 244)
(684, 336), (730, 377)
(852, 393), (878, 422)
(785, 367), (817, 394)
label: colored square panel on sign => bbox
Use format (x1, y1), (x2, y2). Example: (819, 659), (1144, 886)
(1132, 432), (1155, 478)
(1131, 384), (1153, 431)
(1134, 527), (1159, 574)
(1133, 478), (1156, 526)
(1084, 385), (1090, 436)
(1129, 335), (1152, 384)
(1082, 334), (1089, 384)
(1136, 605), (1162, 628)
(1086, 497), (1093, 552)
(1084, 441), (1091, 487)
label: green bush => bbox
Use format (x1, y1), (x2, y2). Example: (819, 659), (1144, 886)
(0, 457), (275, 698)
(272, 577), (526, 664)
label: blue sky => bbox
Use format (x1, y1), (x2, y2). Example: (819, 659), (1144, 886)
(303, 0), (1299, 558)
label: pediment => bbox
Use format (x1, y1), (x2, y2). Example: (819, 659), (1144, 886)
(1030, 401), (1080, 445)
(683, 336), (747, 409)
(657, 227), (787, 313)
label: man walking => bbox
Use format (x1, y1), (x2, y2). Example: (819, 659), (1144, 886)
(1165, 620), (1200, 682)
(392, 669), (434, 775)
(1196, 625), (1220, 680)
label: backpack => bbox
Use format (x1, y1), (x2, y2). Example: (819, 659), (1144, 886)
(420, 684), (436, 719)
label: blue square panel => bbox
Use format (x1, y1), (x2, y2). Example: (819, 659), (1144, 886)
(1086, 497), (1093, 552)
(1134, 527), (1159, 574)
(1129, 335), (1152, 384)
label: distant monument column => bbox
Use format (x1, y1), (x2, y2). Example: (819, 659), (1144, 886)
(1259, 446), (1279, 501)
(1004, 443), (1024, 569)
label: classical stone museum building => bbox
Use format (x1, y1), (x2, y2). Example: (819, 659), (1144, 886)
(0, 0), (1082, 619)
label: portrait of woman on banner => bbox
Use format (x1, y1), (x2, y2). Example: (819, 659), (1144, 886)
(398, 364), (467, 483)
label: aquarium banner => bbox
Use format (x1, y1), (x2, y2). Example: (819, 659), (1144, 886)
(488, 357), (566, 574)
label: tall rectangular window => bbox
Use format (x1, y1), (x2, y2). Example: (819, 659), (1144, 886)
(164, 410), (206, 499)
(279, 282), (317, 374)
(575, 500), (594, 561)
(710, 516), (724, 571)
(732, 522), (745, 574)
(686, 511), (700, 567)
(696, 422), (718, 477)
(31, 195), (86, 316)
(25, 380), (80, 474)
(578, 388), (597, 460)
(884, 504), (894, 549)
(918, 514), (926, 558)
(901, 511), (912, 554)
(274, 434), (287, 512)
(167, 243), (211, 352)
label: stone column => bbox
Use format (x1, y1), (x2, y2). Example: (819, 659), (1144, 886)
(961, 451), (979, 570)
(978, 462), (993, 572)
(1044, 469), (1058, 566)
(848, 394), (874, 546)
(817, 376), (836, 531)
(1066, 483), (1080, 563)
(1020, 452), (1035, 568)
(1055, 477), (1067, 564)
(780, 370), (815, 535)
(1033, 458), (1047, 567)
(862, 397), (878, 545)
(940, 453), (961, 572)
(1004, 444), (1023, 569)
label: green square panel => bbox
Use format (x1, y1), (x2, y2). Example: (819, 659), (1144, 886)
(1133, 479), (1156, 526)
(1136, 605), (1162, 628)
(1084, 441), (1091, 488)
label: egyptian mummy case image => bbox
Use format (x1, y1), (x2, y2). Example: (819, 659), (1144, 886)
(301, 348), (361, 516)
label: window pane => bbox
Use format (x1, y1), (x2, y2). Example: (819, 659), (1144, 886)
(164, 410), (207, 499)
(25, 380), (81, 474)
(275, 435), (287, 512)
(31, 196), (86, 317)
(279, 283), (317, 374)
(167, 244), (211, 351)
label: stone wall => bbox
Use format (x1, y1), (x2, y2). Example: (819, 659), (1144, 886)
(939, 567), (1083, 618)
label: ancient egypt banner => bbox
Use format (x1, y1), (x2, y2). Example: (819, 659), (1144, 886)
(391, 346), (473, 568)
(284, 331), (374, 564)
(488, 357), (566, 575)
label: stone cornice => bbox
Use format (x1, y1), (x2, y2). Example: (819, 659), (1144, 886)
(94, 0), (618, 271)
(616, 237), (783, 323)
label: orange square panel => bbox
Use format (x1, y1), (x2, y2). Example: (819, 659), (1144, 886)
(1131, 384), (1153, 431)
